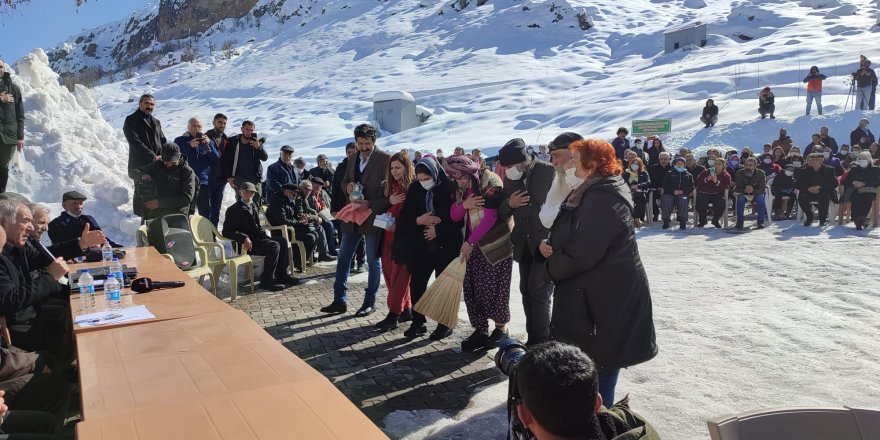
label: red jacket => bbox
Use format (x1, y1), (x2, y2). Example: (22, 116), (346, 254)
(695, 169), (731, 194)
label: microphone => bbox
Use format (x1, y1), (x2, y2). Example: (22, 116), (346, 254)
(131, 277), (185, 293)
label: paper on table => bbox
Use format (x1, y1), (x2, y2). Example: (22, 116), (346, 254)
(74, 305), (156, 327)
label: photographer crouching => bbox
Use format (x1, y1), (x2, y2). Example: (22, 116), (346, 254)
(497, 341), (661, 440)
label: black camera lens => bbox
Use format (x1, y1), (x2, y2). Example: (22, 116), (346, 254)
(495, 338), (527, 376)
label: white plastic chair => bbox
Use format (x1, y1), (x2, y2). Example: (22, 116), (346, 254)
(708, 406), (880, 440)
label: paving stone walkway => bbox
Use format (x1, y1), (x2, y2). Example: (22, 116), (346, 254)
(230, 262), (509, 431)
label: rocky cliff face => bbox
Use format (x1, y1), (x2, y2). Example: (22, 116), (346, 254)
(157, 0), (258, 42)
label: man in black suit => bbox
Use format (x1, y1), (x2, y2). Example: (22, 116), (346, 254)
(47, 191), (121, 261)
(796, 153), (840, 226)
(123, 94), (166, 180)
(222, 182), (299, 291)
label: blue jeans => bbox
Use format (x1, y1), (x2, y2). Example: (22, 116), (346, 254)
(333, 229), (381, 306)
(806, 92), (822, 115)
(320, 220), (336, 253)
(598, 368), (620, 406)
(205, 179), (226, 226)
(858, 86), (872, 110)
(736, 194), (766, 223)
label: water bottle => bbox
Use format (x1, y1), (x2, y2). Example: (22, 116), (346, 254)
(104, 273), (122, 311)
(101, 243), (113, 267)
(109, 257), (125, 295)
(77, 269), (96, 311)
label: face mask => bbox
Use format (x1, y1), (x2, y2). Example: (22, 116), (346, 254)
(505, 166), (524, 180)
(859, 160), (870, 168)
(564, 167), (584, 190)
(763, 158), (772, 164)
(730, 160), (740, 167)
(420, 180), (435, 190)
(630, 164), (639, 171)
(707, 159), (716, 167)
(822, 152), (830, 159)
(792, 161), (802, 167)
(784, 170), (794, 177)
(674, 166), (686, 173)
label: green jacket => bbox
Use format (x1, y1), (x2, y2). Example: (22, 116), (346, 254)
(131, 156), (196, 219)
(601, 396), (662, 440)
(0, 73), (24, 145)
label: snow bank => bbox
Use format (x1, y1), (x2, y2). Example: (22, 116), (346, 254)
(9, 49), (139, 244)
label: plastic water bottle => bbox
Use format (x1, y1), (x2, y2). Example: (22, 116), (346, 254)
(77, 269), (96, 311)
(101, 243), (113, 267)
(104, 273), (121, 311)
(109, 258), (125, 295)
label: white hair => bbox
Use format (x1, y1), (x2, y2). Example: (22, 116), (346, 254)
(0, 200), (24, 225)
(858, 151), (873, 162)
(659, 152), (671, 159)
(26, 203), (50, 218)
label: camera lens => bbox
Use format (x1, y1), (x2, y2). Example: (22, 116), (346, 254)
(494, 338), (527, 376)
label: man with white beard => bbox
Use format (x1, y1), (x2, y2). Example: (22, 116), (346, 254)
(539, 132), (584, 229)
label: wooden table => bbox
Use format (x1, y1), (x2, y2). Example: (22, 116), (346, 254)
(70, 247), (229, 333)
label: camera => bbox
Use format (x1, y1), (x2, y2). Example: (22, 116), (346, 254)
(258, 137), (266, 144)
(495, 338), (534, 440)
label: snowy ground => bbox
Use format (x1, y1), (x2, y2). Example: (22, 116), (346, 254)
(384, 222), (880, 440)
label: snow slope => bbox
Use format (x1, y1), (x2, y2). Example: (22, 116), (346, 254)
(8, 0), (880, 438)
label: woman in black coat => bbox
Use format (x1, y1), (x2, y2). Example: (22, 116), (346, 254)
(700, 98), (719, 128)
(843, 152), (880, 230)
(393, 156), (464, 340)
(537, 139), (657, 406)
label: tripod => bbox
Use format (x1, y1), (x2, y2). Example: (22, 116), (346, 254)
(844, 77), (856, 112)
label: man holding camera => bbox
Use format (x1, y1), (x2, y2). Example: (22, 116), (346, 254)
(512, 342), (661, 440)
(130, 143), (197, 221)
(175, 117), (220, 219)
(222, 120), (268, 204)
(0, 60), (24, 194)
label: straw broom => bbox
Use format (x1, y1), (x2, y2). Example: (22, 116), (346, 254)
(413, 258), (467, 329)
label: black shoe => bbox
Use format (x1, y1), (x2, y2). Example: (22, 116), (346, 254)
(756, 222), (765, 229)
(697, 220), (707, 227)
(318, 255), (337, 262)
(373, 312), (399, 332)
(761, 114), (766, 119)
(803, 218), (813, 226)
(484, 328), (509, 349)
(704, 124), (710, 128)
(712, 221), (722, 228)
(355, 305), (375, 317)
(735, 221), (744, 229)
(461, 331), (489, 352)
(403, 323), (428, 338)
(770, 115), (775, 119)
(662, 220), (670, 229)
(429, 325), (453, 341)
(328, 250), (338, 257)
(351, 263), (365, 274)
(277, 275), (300, 286)
(399, 307), (413, 322)
(710, 123), (715, 127)
(259, 280), (285, 292)
(320, 300), (347, 314)
(819, 219), (827, 227)
(679, 222), (686, 230)
(856, 220), (864, 231)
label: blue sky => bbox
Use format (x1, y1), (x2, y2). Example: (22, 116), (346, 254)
(0, 0), (154, 63)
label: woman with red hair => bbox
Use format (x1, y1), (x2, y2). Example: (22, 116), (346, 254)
(537, 139), (657, 406)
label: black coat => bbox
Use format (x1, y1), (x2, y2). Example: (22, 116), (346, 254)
(0, 73), (24, 145)
(131, 157), (197, 220)
(702, 104), (719, 118)
(394, 180), (463, 266)
(331, 158), (349, 213)
(540, 176), (657, 370)
(0, 243), (37, 318)
(843, 165), (880, 189)
(647, 164), (671, 190)
(498, 159), (555, 262)
(850, 127), (876, 148)
(221, 134), (268, 181)
(123, 109), (166, 178)
(795, 165), (838, 195)
(266, 191), (316, 236)
(309, 166), (334, 188)
(662, 169), (694, 195)
(222, 200), (267, 245)
(48, 212), (122, 249)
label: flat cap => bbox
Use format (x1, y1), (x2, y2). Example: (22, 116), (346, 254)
(62, 191), (87, 202)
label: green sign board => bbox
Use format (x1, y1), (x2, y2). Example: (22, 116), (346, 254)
(632, 119), (672, 135)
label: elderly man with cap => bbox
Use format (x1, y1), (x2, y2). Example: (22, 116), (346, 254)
(265, 145), (298, 201)
(224, 181), (300, 291)
(48, 191), (121, 256)
(849, 118), (875, 149)
(795, 152), (839, 226)
(307, 176), (337, 257)
(266, 182), (319, 271)
(293, 157), (310, 182)
(497, 138), (555, 346)
(130, 143), (197, 221)
(539, 132), (584, 229)
(309, 154), (333, 186)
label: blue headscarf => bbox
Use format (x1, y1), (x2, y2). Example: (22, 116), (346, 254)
(415, 156), (448, 213)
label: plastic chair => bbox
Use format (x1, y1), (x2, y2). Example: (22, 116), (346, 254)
(189, 214), (254, 301)
(708, 406), (880, 440)
(259, 205), (309, 273)
(797, 197), (838, 223)
(135, 225), (217, 295)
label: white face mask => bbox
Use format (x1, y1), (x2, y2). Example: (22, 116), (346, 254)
(784, 170), (794, 177)
(763, 158), (772, 164)
(858, 159), (870, 168)
(564, 167), (584, 190)
(420, 180), (435, 190)
(630, 164), (639, 171)
(823, 152), (830, 159)
(707, 159), (716, 167)
(792, 161), (802, 167)
(505, 166), (524, 181)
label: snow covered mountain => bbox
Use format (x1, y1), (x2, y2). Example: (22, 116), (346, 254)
(9, 1), (880, 439)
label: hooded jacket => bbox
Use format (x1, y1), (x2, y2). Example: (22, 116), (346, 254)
(131, 156), (197, 220)
(0, 72), (24, 145)
(539, 175), (657, 370)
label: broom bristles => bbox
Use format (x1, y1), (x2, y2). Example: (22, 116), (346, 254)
(413, 258), (467, 329)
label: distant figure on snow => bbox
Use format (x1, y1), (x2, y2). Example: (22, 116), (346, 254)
(700, 99), (718, 128)
(852, 59), (877, 111)
(803, 66), (826, 116)
(758, 87), (775, 119)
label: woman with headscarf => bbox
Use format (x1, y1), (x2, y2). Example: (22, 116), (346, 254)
(843, 151), (880, 230)
(393, 156), (463, 340)
(373, 152), (415, 332)
(444, 155), (514, 352)
(537, 139), (657, 406)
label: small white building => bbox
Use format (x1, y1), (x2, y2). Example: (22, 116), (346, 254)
(373, 91), (420, 134)
(663, 22), (707, 54)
